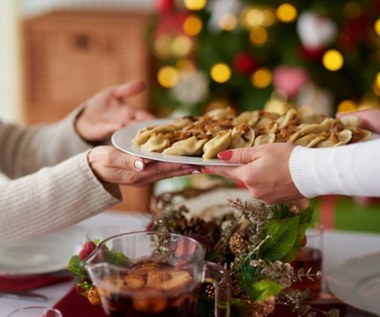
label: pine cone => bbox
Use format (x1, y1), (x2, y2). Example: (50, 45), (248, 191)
(247, 296), (275, 317)
(204, 283), (215, 299)
(87, 286), (101, 305)
(231, 274), (242, 297)
(204, 273), (241, 299)
(178, 217), (206, 235)
(229, 231), (249, 256)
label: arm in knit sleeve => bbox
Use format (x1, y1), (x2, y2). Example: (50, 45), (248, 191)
(0, 151), (121, 242)
(0, 107), (91, 179)
(289, 139), (380, 198)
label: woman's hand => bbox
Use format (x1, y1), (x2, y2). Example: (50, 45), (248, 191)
(336, 109), (380, 133)
(75, 80), (154, 142)
(88, 146), (199, 187)
(204, 143), (303, 204)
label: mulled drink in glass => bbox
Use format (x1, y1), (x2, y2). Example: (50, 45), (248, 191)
(85, 231), (231, 317)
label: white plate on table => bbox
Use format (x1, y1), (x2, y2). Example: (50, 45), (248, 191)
(327, 253), (380, 315)
(0, 225), (85, 276)
(111, 119), (241, 167)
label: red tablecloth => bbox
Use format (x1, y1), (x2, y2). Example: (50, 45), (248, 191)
(53, 287), (346, 317)
(54, 287), (106, 317)
(0, 274), (72, 292)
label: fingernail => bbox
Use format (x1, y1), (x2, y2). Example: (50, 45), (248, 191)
(134, 159), (145, 171)
(192, 170), (201, 174)
(203, 167), (211, 174)
(236, 180), (247, 188)
(217, 150), (232, 161)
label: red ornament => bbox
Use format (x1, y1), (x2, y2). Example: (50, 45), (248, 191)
(339, 14), (371, 50)
(154, 0), (174, 12)
(375, 0), (380, 13)
(298, 45), (325, 62)
(153, 11), (189, 38)
(233, 52), (258, 74)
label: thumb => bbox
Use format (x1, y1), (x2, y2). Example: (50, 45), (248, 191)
(217, 148), (259, 164)
(113, 80), (147, 99)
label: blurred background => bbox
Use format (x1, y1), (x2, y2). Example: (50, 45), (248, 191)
(1, 0), (379, 230)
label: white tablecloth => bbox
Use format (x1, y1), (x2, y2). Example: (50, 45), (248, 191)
(1, 210), (379, 316)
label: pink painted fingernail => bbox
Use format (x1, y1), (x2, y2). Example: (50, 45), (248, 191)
(134, 159), (145, 171)
(192, 170), (201, 174)
(218, 150), (232, 161)
(203, 167), (211, 174)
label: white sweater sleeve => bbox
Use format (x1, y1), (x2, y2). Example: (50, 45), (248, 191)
(289, 139), (380, 198)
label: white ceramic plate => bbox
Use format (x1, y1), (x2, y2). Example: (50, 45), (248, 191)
(111, 119), (242, 166)
(327, 253), (380, 315)
(0, 225), (86, 276)
(112, 120), (380, 167)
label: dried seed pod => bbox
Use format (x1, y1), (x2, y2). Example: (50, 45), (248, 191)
(87, 286), (101, 305)
(229, 231), (250, 256)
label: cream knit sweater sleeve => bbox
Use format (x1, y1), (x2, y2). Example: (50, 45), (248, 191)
(289, 139), (380, 198)
(0, 153), (121, 241)
(0, 108), (91, 178)
(0, 109), (121, 241)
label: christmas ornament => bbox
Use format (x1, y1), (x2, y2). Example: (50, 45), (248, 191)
(170, 70), (209, 105)
(273, 66), (309, 98)
(206, 0), (242, 32)
(297, 11), (338, 50)
(154, 0), (174, 12)
(295, 83), (334, 115)
(376, 0), (380, 13)
(233, 52), (258, 74)
(340, 14), (371, 50)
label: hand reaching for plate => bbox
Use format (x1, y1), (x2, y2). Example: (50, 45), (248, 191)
(88, 146), (199, 187)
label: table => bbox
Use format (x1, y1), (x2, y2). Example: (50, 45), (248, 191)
(1, 210), (380, 316)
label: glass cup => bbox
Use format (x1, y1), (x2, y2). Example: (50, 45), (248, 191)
(291, 223), (324, 299)
(6, 306), (63, 317)
(84, 231), (231, 317)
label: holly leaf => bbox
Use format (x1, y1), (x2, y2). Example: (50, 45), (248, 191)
(67, 255), (85, 276)
(260, 216), (300, 261)
(281, 207), (314, 262)
(282, 222), (310, 263)
(105, 250), (131, 267)
(251, 280), (282, 302)
(298, 207), (314, 225)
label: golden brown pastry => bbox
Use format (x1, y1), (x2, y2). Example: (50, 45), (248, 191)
(132, 107), (371, 159)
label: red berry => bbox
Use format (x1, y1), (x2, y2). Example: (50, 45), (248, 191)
(146, 221), (154, 231)
(300, 235), (307, 247)
(79, 241), (97, 261)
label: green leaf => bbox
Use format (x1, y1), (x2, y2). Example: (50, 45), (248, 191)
(298, 207), (314, 225)
(105, 251), (131, 267)
(260, 216), (300, 261)
(282, 222), (310, 263)
(251, 280), (282, 302)
(271, 204), (291, 219)
(67, 255), (85, 276)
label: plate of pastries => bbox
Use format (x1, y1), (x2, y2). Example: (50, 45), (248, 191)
(112, 107), (372, 166)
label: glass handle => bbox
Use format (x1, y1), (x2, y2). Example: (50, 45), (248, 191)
(204, 261), (231, 317)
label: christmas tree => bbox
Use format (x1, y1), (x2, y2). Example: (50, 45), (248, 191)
(149, 0), (380, 117)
